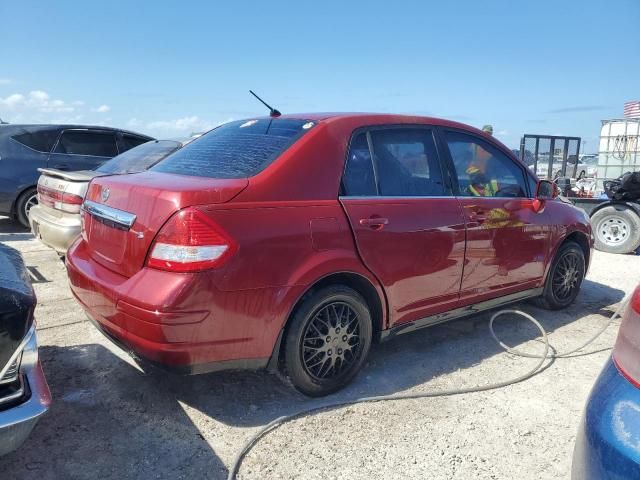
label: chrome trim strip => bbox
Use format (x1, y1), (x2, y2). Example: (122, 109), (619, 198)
(82, 200), (136, 230)
(0, 325), (35, 382)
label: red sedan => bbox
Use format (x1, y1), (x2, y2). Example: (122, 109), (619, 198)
(66, 113), (592, 396)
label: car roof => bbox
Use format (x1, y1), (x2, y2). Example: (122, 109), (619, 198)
(3, 124), (153, 139)
(251, 112), (494, 137)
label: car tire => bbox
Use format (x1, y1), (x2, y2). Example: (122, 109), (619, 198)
(15, 187), (38, 229)
(535, 241), (585, 310)
(283, 285), (373, 397)
(591, 205), (640, 254)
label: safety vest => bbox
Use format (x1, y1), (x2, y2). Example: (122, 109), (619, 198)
(469, 179), (499, 197)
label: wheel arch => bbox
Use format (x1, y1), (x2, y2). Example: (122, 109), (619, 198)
(11, 184), (38, 216)
(564, 230), (592, 271)
(267, 271), (387, 371)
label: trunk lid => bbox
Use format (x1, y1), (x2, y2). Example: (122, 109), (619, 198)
(82, 171), (248, 277)
(38, 168), (103, 216)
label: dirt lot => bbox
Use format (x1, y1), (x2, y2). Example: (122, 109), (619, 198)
(1, 215), (638, 479)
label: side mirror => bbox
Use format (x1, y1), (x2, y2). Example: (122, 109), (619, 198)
(536, 180), (558, 199)
(532, 180), (558, 213)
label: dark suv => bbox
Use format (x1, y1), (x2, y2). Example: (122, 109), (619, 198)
(0, 124), (153, 227)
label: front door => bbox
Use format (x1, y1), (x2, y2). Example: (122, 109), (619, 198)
(441, 129), (551, 305)
(340, 127), (466, 327)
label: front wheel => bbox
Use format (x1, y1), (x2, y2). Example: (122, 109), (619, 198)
(283, 285), (372, 397)
(535, 241), (585, 310)
(591, 205), (640, 254)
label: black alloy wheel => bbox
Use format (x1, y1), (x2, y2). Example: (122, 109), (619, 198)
(301, 302), (362, 381)
(283, 285), (372, 397)
(535, 241), (585, 310)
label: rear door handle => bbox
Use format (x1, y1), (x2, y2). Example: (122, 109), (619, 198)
(359, 217), (389, 230)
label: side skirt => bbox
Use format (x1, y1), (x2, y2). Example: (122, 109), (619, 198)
(380, 287), (543, 342)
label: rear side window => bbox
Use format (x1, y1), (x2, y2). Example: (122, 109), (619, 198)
(342, 133), (377, 196)
(152, 118), (315, 179)
(11, 129), (59, 153)
(96, 140), (181, 174)
(120, 134), (149, 152)
(370, 128), (446, 196)
(54, 130), (118, 157)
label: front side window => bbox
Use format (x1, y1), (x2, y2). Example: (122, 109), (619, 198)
(369, 128), (445, 197)
(54, 130), (118, 157)
(445, 131), (528, 198)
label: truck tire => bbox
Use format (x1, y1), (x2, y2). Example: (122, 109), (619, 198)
(591, 205), (640, 254)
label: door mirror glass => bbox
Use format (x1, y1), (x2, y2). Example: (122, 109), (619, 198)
(536, 180), (558, 199)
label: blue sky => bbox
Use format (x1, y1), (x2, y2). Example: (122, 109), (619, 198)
(1, 0), (638, 150)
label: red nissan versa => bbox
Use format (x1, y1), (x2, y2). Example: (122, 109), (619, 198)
(66, 114), (593, 396)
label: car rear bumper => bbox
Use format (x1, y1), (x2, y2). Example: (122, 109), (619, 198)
(0, 359), (51, 456)
(65, 239), (291, 373)
(572, 358), (640, 479)
(28, 204), (81, 254)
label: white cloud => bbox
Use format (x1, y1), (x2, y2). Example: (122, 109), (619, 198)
(0, 90), (75, 113)
(0, 78), (12, 85)
(0, 90), (111, 124)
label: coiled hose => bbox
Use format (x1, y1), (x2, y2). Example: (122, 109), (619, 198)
(228, 297), (630, 480)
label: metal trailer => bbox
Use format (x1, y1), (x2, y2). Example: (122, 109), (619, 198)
(578, 119), (640, 254)
(519, 128), (640, 254)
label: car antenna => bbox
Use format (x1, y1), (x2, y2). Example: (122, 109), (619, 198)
(249, 90), (281, 117)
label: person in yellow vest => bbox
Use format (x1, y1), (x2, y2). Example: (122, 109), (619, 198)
(466, 163), (499, 196)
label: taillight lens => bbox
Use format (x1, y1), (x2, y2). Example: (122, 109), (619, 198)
(612, 286), (640, 388)
(147, 208), (237, 272)
(37, 185), (83, 213)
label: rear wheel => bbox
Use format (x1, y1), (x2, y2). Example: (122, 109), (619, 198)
(283, 285), (372, 397)
(535, 241), (585, 310)
(591, 205), (640, 254)
(15, 187), (38, 228)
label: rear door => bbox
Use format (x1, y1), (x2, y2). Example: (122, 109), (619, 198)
(48, 129), (118, 170)
(340, 126), (466, 327)
(440, 129), (551, 304)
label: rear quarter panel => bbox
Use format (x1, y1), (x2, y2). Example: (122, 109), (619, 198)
(0, 137), (47, 214)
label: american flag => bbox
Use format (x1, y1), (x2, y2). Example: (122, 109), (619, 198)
(624, 100), (640, 119)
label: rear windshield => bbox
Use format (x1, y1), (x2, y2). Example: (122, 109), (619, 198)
(96, 140), (181, 174)
(151, 118), (315, 179)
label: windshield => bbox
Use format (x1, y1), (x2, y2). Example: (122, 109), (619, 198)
(96, 140), (182, 174)
(151, 118), (315, 179)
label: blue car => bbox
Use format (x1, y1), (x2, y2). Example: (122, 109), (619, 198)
(573, 286), (640, 479)
(0, 124), (152, 227)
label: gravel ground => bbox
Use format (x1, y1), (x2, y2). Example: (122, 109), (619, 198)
(1, 215), (638, 479)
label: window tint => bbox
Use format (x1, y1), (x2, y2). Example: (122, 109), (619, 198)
(54, 130), (118, 157)
(342, 132), (377, 196)
(445, 131), (527, 198)
(370, 128), (445, 196)
(96, 140), (181, 175)
(120, 134), (149, 152)
(11, 128), (59, 153)
(152, 118), (314, 179)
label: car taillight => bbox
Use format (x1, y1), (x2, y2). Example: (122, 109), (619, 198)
(612, 286), (640, 389)
(37, 185), (83, 213)
(147, 207), (237, 272)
